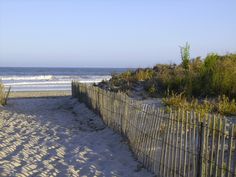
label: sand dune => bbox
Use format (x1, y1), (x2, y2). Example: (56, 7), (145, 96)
(0, 97), (153, 177)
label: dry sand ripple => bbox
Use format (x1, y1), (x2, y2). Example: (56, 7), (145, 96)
(0, 97), (153, 177)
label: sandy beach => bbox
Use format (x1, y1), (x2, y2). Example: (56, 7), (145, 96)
(0, 93), (153, 177)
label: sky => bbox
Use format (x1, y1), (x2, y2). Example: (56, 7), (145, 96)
(0, 0), (236, 68)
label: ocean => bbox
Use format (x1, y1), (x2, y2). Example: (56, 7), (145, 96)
(0, 67), (129, 92)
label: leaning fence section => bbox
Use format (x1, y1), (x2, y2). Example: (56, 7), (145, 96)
(72, 82), (236, 177)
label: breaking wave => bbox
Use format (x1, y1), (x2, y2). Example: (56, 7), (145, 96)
(1, 75), (111, 91)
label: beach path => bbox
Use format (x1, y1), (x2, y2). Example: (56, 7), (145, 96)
(0, 97), (153, 177)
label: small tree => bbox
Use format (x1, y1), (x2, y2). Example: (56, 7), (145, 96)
(180, 42), (190, 70)
(180, 42), (191, 97)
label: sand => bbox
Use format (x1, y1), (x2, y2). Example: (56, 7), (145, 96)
(0, 94), (154, 177)
(9, 90), (71, 98)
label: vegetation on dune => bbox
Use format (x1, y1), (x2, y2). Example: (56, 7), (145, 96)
(101, 52), (236, 99)
(97, 44), (236, 116)
(0, 81), (10, 106)
(163, 92), (236, 117)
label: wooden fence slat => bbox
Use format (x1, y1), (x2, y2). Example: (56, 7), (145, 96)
(199, 117), (206, 177)
(154, 108), (163, 174)
(187, 112), (192, 177)
(138, 104), (146, 162)
(178, 110), (184, 177)
(147, 106), (155, 168)
(233, 125), (236, 177)
(151, 108), (159, 172)
(219, 118), (226, 177)
(173, 110), (180, 177)
(164, 110), (171, 177)
(209, 115), (216, 177)
(204, 114), (210, 177)
(160, 110), (170, 176)
(128, 100), (135, 150)
(192, 112), (197, 177)
(135, 103), (142, 160)
(226, 124), (233, 177)
(171, 110), (177, 177)
(213, 116), (221, 177)
(167, 110), (174, 177)
(143, 105), (151, 167)
(147, 106), (157, 171)
(183, 111), (188, 177)
(141, 104), (149, 163)
(136, 103), (142, 159)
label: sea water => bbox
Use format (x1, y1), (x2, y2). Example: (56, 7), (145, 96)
(0, 67), (129, 91)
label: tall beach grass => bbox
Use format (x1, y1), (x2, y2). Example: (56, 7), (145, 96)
(0, 81), (10, 106)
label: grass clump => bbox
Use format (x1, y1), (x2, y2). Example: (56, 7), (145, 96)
(217, 95), (236, 116)
(0, 82), (11, 106)
(162, 92), (214, 118)
(162, 92), (236, 117)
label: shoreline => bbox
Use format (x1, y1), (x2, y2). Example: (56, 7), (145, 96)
(9, 90), (71, 98)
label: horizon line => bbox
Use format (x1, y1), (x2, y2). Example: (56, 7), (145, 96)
(0, 66), (138, 69)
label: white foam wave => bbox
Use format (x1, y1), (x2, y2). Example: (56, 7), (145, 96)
(1, 75), (54, 81)
(4, 81), (71, 86)
(1, 75), (111, 81)
(1, 75), (111, 91)
(12, 87), (70, 92)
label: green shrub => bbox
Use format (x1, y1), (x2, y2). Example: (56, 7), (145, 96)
(199, 53), (236, 97)
(180, 42), (190, 70)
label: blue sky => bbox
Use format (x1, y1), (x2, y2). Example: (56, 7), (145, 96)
(0, 0), (236, 68)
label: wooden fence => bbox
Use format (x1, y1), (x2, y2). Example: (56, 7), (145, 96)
(72, 82), (236, 177)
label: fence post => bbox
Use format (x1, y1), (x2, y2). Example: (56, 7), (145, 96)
(197, 121), (205, 177)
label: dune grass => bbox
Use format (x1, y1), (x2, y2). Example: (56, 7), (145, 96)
(0, 82), (11, 106)
(162, 92), (236, 117)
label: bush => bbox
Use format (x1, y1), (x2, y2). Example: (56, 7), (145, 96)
(199, 54), (236, 97)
